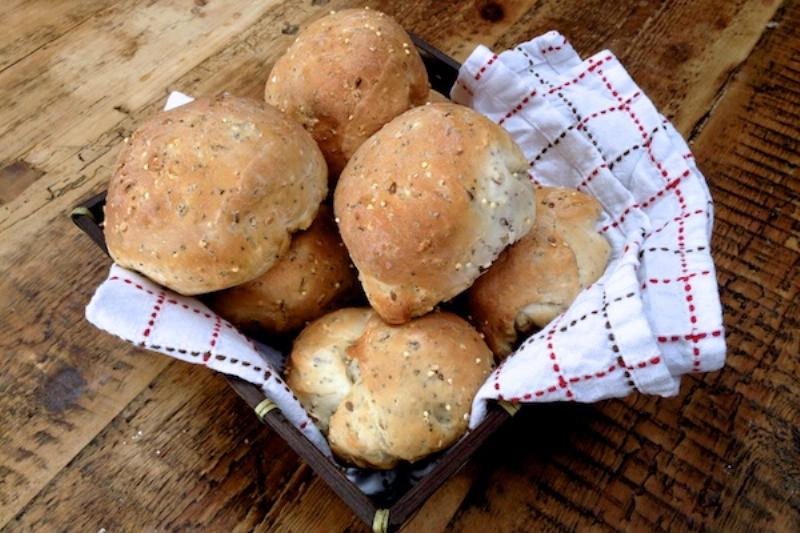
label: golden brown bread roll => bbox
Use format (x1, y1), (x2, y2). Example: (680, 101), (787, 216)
(334, 103), (537, 324)
(285, 308), (493, 469)
(104, 94), (327, 295)
(468, 187), (611, 357)
(265, 8), (429, 178)
(208, 206), (358, 334)
(425, 90), (450, 103)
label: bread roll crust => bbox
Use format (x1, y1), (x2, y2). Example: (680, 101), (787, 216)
(209, 206), (358, 334)
(285, 308), (372, 434)
(335, 103), (537, 324)
(468, 187), (611, 357)
(105, 94), (327, 295)
(425, 90), (450, 104)
(286, 308), (493, 469)
(265, 8), (429, 177)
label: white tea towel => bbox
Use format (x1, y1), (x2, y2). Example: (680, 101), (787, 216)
(451, 31), (725, 426)
(86, 264), (331, 454)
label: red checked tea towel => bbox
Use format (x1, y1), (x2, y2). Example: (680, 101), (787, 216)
(451, 31), (725, 426)
(86, 264), (331, 454)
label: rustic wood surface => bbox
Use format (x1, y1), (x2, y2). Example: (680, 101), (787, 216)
(0, 0), (797, 531)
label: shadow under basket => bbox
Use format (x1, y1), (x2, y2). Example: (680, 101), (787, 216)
(71, 35), (514, 533)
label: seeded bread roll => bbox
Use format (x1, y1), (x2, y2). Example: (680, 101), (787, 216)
(425, 90), (450, 104)
(105, 94), (328, 295)
(334, 103), (537, 324)
(285, 308), (493, 469)
(209, 206), (358, 334)
(265, 8), (429, 178)
(468, 187), (611, 357)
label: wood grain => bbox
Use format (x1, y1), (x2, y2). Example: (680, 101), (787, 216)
(399, 463), (479, 533)
(0, 219), (171, 527)
(0, 0), (797, 531)
(4, 362), (364, 532)
(448, 2), (800, 531)
(0, 0), (120, 72)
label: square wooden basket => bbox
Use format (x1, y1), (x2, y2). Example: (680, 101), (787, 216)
(71, 36), (514, 533)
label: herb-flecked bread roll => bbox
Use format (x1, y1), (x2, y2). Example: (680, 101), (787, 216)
(285, 308), (493, 469)
(426, 90), (450, 104)
(104, 94), (328, 295)
(468, 187), (611, 357)
(334, 103), (537, 324)
(209, 206), (358, 334)
(265, 8), (429, 178)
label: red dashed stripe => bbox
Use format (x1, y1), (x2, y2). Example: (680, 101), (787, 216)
(547, 55), (613, 94)
(111, 276), (155, 296)
(599, 171), (690, 233)
(619, 60), (707, 369)
(474, 54), (498, 80)
(657, 330), (723, 343)
(576, 92), (641, 130)
(626, 356), (662, 370)
(594, 65), (648, 138)
(540, 36), (567, 55)
(108, 275), (234, 330)
(570, 362), (620, 383)
(492, 360), (506, 394)
(513, 384), (560, 402)
(675, 188), (690, 273)
(209, 316), (221, 348)
(610, 67), (705, 370)
(204, 315), (222, 362)
(142, 291), (165, 340)
(508, 356), (664, 403)
(546, 316), (573, 399)
(640, 270), (711, 288)
(672, 184), (703, 370)
(498, 88), (537, 126)
(646, 208), (707, 238)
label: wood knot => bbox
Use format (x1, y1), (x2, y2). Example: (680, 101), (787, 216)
(476, 1), (504, 22)
(40, 367), (85, 412)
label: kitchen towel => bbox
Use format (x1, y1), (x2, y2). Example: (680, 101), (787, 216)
(86, 263), (331, 454)
(451, 31), (725, 425)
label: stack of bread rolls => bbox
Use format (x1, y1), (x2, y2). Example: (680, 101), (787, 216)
(104, 8), (610, 470)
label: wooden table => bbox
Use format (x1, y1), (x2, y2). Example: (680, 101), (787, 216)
(1, 0), (797, 531)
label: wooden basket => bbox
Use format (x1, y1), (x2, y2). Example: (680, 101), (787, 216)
(71, 35), (513, 533)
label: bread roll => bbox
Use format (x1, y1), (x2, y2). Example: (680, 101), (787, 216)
(209, 206), (358, 334)
(265, 8), (429, 177)
(286, 308), (493, 469)
(105, 94), (327, 295)
(425, 90), (450, 104)
(334, 103), (537, 324)
(468, 187), (611, 357)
